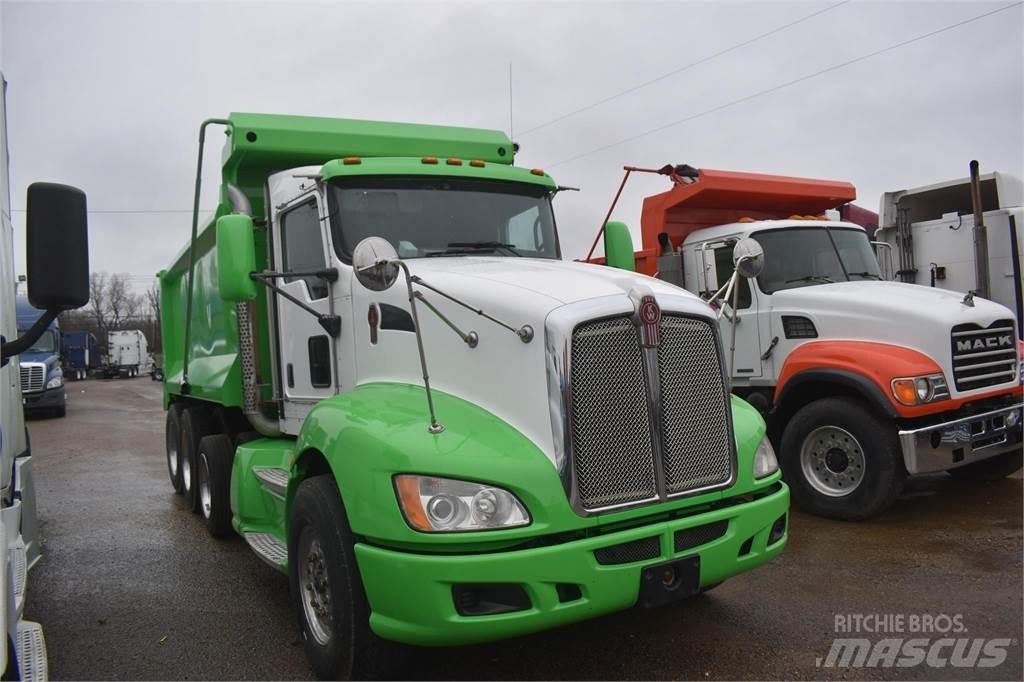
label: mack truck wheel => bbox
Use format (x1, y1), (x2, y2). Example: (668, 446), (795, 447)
(289, 475), (400, 680)
(947, 451), (1024, 482)
(197, 434), (235, 537)
(180, 407), (212, 513)
(165, 405), (185, 494)
(780, 397), (905, 521)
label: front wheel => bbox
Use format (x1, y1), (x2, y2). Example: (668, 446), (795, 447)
(780, 397), (905, 521)
(289, 476), (399, 680)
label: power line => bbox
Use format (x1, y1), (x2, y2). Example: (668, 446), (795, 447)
(550, 1), (1022, 169)
(517, 0), (851, 137)
(10, 208), (212, 214)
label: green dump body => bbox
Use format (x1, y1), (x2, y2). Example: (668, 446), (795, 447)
(159, 113), (517, 408)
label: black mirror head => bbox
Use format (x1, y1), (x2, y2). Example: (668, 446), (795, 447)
(26, 182), (90, 310)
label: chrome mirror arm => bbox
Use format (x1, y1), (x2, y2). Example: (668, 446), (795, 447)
(411, 275), (534, 343)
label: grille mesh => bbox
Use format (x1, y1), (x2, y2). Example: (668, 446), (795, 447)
(674, 520), (729, 553)
(570, 317), (657, 510)
(950, 320), (1017, 391)
(19, 364), (44, 393)
(593, 536), (661, 565)
(658, 316), (733, 494)
(782, 315), (818, 339)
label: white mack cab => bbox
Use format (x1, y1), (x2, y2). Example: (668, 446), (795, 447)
(603, 166), (1023, 520)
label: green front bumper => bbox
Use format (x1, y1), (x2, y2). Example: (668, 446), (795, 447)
(356, 482), (789, 646)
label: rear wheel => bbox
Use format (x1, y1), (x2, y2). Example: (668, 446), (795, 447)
(197, 434), (235, 537)
(289, 476), (400, 680)
(780, 397), (905, 520)
(948, 451), (1023, 482)
(181, 407), (212, 513)
(165, 405), (185, 494)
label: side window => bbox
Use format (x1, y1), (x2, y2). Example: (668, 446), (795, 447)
(506, 206), (543, 252)
(712, 245), (751, 309)
(281, 200), (328, 299)
(308, 335), (331, 388)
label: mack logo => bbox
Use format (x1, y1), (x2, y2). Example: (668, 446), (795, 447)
(638, 295), (661, 348)
(956, 334), (1013, 353)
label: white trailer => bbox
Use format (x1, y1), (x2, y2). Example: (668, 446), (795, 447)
(105, 330), (151, 378)
(876, 168), (1024, 336)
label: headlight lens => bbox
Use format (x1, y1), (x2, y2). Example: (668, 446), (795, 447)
(394, 475), (530, 532)
(46, 370), (63, 389)
(891, 373), (947, 406)
(753, 435), (779, 479)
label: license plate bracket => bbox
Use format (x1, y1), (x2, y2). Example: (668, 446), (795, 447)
(638, 555), (701, 608)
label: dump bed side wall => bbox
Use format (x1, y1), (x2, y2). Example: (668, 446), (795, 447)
(160, 211), (268, 408)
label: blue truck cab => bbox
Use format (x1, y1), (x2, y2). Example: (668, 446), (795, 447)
(61, 330), (99, 381)
(15, 296), (66, 417)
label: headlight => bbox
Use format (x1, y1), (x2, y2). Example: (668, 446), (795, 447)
(394, 475), (530, 532)
(46, 370), (63, 389)
(753, 435), (779, 479)
(891, 373), (947, 406)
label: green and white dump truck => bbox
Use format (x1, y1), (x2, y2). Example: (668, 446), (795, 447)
(159, 113), (790, 679)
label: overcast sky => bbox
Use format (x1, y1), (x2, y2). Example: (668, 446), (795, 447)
(2, 0), (1022, 294)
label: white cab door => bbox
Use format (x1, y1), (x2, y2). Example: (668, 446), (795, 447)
(704, 241), (764, 379)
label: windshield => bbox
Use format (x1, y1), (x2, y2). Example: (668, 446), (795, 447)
(327, 176), (559, 261)
(22, 329), (57, 354)
(754, 226), (881, 294)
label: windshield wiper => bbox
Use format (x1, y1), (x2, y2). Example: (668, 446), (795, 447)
(447, 241), (522, 256)
(847, 271), (882, 280)
(785, 275), (835, 284)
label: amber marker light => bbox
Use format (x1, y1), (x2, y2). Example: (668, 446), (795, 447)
(422, 156), (438, 164)
(470, 160), (485, 167)
(394, 476), (431, 531)
(342, 156), (362, 165)
(446, 158), (463, 166)
(530, 168), (545, 176)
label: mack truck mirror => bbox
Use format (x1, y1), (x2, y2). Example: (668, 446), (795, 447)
(216, 214), (258, 302)
(353, 237), (400, 291)
(3, 183), (90, 366)
(27, 182), (90, 309)
(603, 221), (636, 272)
(733, 237), (764, 278)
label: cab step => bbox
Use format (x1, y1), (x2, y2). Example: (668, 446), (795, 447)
(10, 543), (27, 614)
(253, 467), (288, 499)
(243, 532), (287, 570)
(15, 620), (47, 682)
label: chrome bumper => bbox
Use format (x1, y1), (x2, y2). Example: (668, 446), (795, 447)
(899, 402), (1023, 474)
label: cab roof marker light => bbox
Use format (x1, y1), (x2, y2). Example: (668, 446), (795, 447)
(738, 217), (756, 223)
(446, 158), (463, 166)
(530, 168), (545, 176)
(422, 156), (438, 164)
(342, 157), (362, 165)
(470, 160), (485, 168)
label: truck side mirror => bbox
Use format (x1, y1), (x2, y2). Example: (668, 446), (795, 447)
(603, 221), (636, 271)
(26, 182), (89, 309)
(352, 237), (400, 291)
(216, 214), (257, 302)
(732, 238), (764, 278)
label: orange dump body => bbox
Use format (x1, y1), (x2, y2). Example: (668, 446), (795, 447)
(628, 168), (857, 276)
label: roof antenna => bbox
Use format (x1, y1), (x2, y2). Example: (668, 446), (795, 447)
(508, 63), (514, 149)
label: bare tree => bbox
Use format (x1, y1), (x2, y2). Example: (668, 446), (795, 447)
(107, 273), (129, 328)
(145, 283), (162, 352)
(89, 272), (108, 336)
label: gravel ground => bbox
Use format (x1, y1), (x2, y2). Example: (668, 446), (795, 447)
(24, 377), (1023, 680)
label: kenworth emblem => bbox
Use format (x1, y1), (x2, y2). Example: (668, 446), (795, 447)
(956, 334), (1014, 353)
(638, 295), (662, 347)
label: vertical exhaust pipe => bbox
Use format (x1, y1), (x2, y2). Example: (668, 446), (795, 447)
(969, 160), (990, 299)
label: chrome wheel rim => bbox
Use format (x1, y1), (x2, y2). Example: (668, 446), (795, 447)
(182, 451), (192, 493)
(167, 440), (179, 479)
(298, 527), (333, 646)
(198, 453), (212, 519)
(800, 425), (865, 497)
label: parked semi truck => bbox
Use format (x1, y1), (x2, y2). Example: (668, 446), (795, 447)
(1, 72), (91, 680)
(103, 329), (150, 378)
(14, 298), (65, 417)
(876, 163), (1023, 336)
(595, 165), (1023, 520)
(160, 114), (789, 679)
(61, 331), (99, 381)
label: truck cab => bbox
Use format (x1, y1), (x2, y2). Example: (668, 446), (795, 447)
(15, 296), (66, 417)
(602, 166), (1023, 520)
(160, 114), (790, 679)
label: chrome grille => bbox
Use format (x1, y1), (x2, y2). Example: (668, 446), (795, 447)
(569, 317), (658, 510)
(19, 363), (45, 393)
(950, 320), (1018, 391)
(658, 316), (733, 494)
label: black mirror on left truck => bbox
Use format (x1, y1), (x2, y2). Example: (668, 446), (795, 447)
(27, 182), (90, 310)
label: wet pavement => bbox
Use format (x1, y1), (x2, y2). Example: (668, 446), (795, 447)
(26, 378), (1023, 680)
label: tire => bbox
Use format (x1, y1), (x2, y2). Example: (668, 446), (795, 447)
(181, 407), (213, 513)
(197, 434), (235, 537)
(780, 397), (905, 521)
(289, 476), (402, 680)
(166, 404), (185, 494)
(948, 450), (1023, 482)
